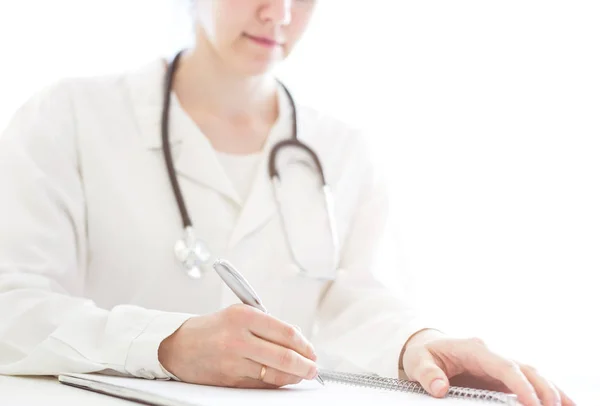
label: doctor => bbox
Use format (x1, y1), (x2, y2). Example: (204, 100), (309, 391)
(0, 1), (573, 405)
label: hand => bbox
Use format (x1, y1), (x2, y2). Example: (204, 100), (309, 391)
(158, 304), (318, 388)
(401, 331), (576, 406)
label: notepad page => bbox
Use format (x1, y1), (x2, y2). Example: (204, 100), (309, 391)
(62, 373), (488, 406)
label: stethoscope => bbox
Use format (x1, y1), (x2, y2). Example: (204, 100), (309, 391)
(162, 51), (339, 280)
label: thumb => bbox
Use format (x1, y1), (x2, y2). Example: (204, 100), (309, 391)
(411, 357), (449, 398)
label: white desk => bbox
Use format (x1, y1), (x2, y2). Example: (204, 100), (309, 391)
(0, 375), (596, 405)
(0, 375), (136, 405)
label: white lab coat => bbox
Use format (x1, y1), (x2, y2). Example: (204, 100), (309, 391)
(0, 58), (428, 381)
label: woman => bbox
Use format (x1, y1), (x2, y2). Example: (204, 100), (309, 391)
(0, 1), (574, 405)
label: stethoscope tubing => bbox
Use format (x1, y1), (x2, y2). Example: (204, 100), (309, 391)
(162, 51), (192, 229)
(161, 50), (328, 231)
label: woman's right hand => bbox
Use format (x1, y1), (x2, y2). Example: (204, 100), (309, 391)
(158, 304), (319, 388)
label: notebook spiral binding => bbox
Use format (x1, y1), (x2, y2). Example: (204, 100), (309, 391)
(320, 370), (517, 405)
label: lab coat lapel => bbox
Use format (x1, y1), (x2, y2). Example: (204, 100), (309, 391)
(125, 59), (240, 206)
(228, 87), (293, 248)
(169, 98), (240, 205)
(227, 153), (276, 249)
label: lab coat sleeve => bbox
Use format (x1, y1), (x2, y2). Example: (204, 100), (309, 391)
(0, 81), (193, 378)
(312, 133), (433, 379)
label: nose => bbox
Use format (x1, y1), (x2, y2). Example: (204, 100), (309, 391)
(259, 0), (292, 26)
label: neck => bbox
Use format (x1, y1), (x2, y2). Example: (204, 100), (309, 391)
(172, 36), (278, 121)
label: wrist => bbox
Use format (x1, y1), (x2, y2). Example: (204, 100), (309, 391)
(159, 360), (181, 381)
(157, 322), (182, 376)
(399, 328), (445, 371)
(125, 311), (193, 380)
(407, 328), (445, 347)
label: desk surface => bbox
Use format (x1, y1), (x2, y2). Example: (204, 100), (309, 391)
(0, 375), (137, 405)
(0, 375), (596, 405)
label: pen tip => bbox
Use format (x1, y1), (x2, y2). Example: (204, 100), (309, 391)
(316, 374), (325, 386)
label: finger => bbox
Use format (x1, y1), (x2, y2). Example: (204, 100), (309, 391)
(248, 360), (302, 388)
(246, 309), (317, 361)
(228, 378), (279, 389)
(520, 365), (561, 406)
(246, 333), (318, 380)
(449, 372), (510, 393)
(235, 358), (303, 387)
(260, 365), (304, 387)
(409, 353), (450, 398)
(471, 349), (541, 406)
(556, 385), (576, 406)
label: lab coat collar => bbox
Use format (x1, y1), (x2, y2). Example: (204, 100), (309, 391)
(125, 58), (293, 244)
(228, 85), (293, 248)
(125, 60), (239, 204)
(125, 59), (179, 148)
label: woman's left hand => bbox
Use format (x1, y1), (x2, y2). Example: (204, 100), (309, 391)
(401, 330), (576, 406)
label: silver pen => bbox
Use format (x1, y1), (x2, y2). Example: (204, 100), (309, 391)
(213, 258), (325, 386)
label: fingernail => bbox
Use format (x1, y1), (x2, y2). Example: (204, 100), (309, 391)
(430, 379), (446, 396)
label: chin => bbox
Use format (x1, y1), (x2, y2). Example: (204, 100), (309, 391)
(233, 51), (286, 77)
(235, 61), (278, 77)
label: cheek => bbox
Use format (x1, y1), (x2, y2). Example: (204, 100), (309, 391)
(213, 0), (254, 33)
(285, 10), (314, 48)
(207, 17), (248, 59)
(197, 0), (245, 45)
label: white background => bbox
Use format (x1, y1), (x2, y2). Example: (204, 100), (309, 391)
(1, 0), (599, 395)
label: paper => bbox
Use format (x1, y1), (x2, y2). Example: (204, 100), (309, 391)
(61, 373), (485, 406)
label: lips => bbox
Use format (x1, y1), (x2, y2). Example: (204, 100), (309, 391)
(244, 33), (283, 48)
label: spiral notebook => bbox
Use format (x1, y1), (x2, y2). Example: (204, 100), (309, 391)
(58, 370), (518, 406)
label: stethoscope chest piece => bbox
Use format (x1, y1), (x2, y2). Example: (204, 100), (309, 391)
(174, 226), (212, 279)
